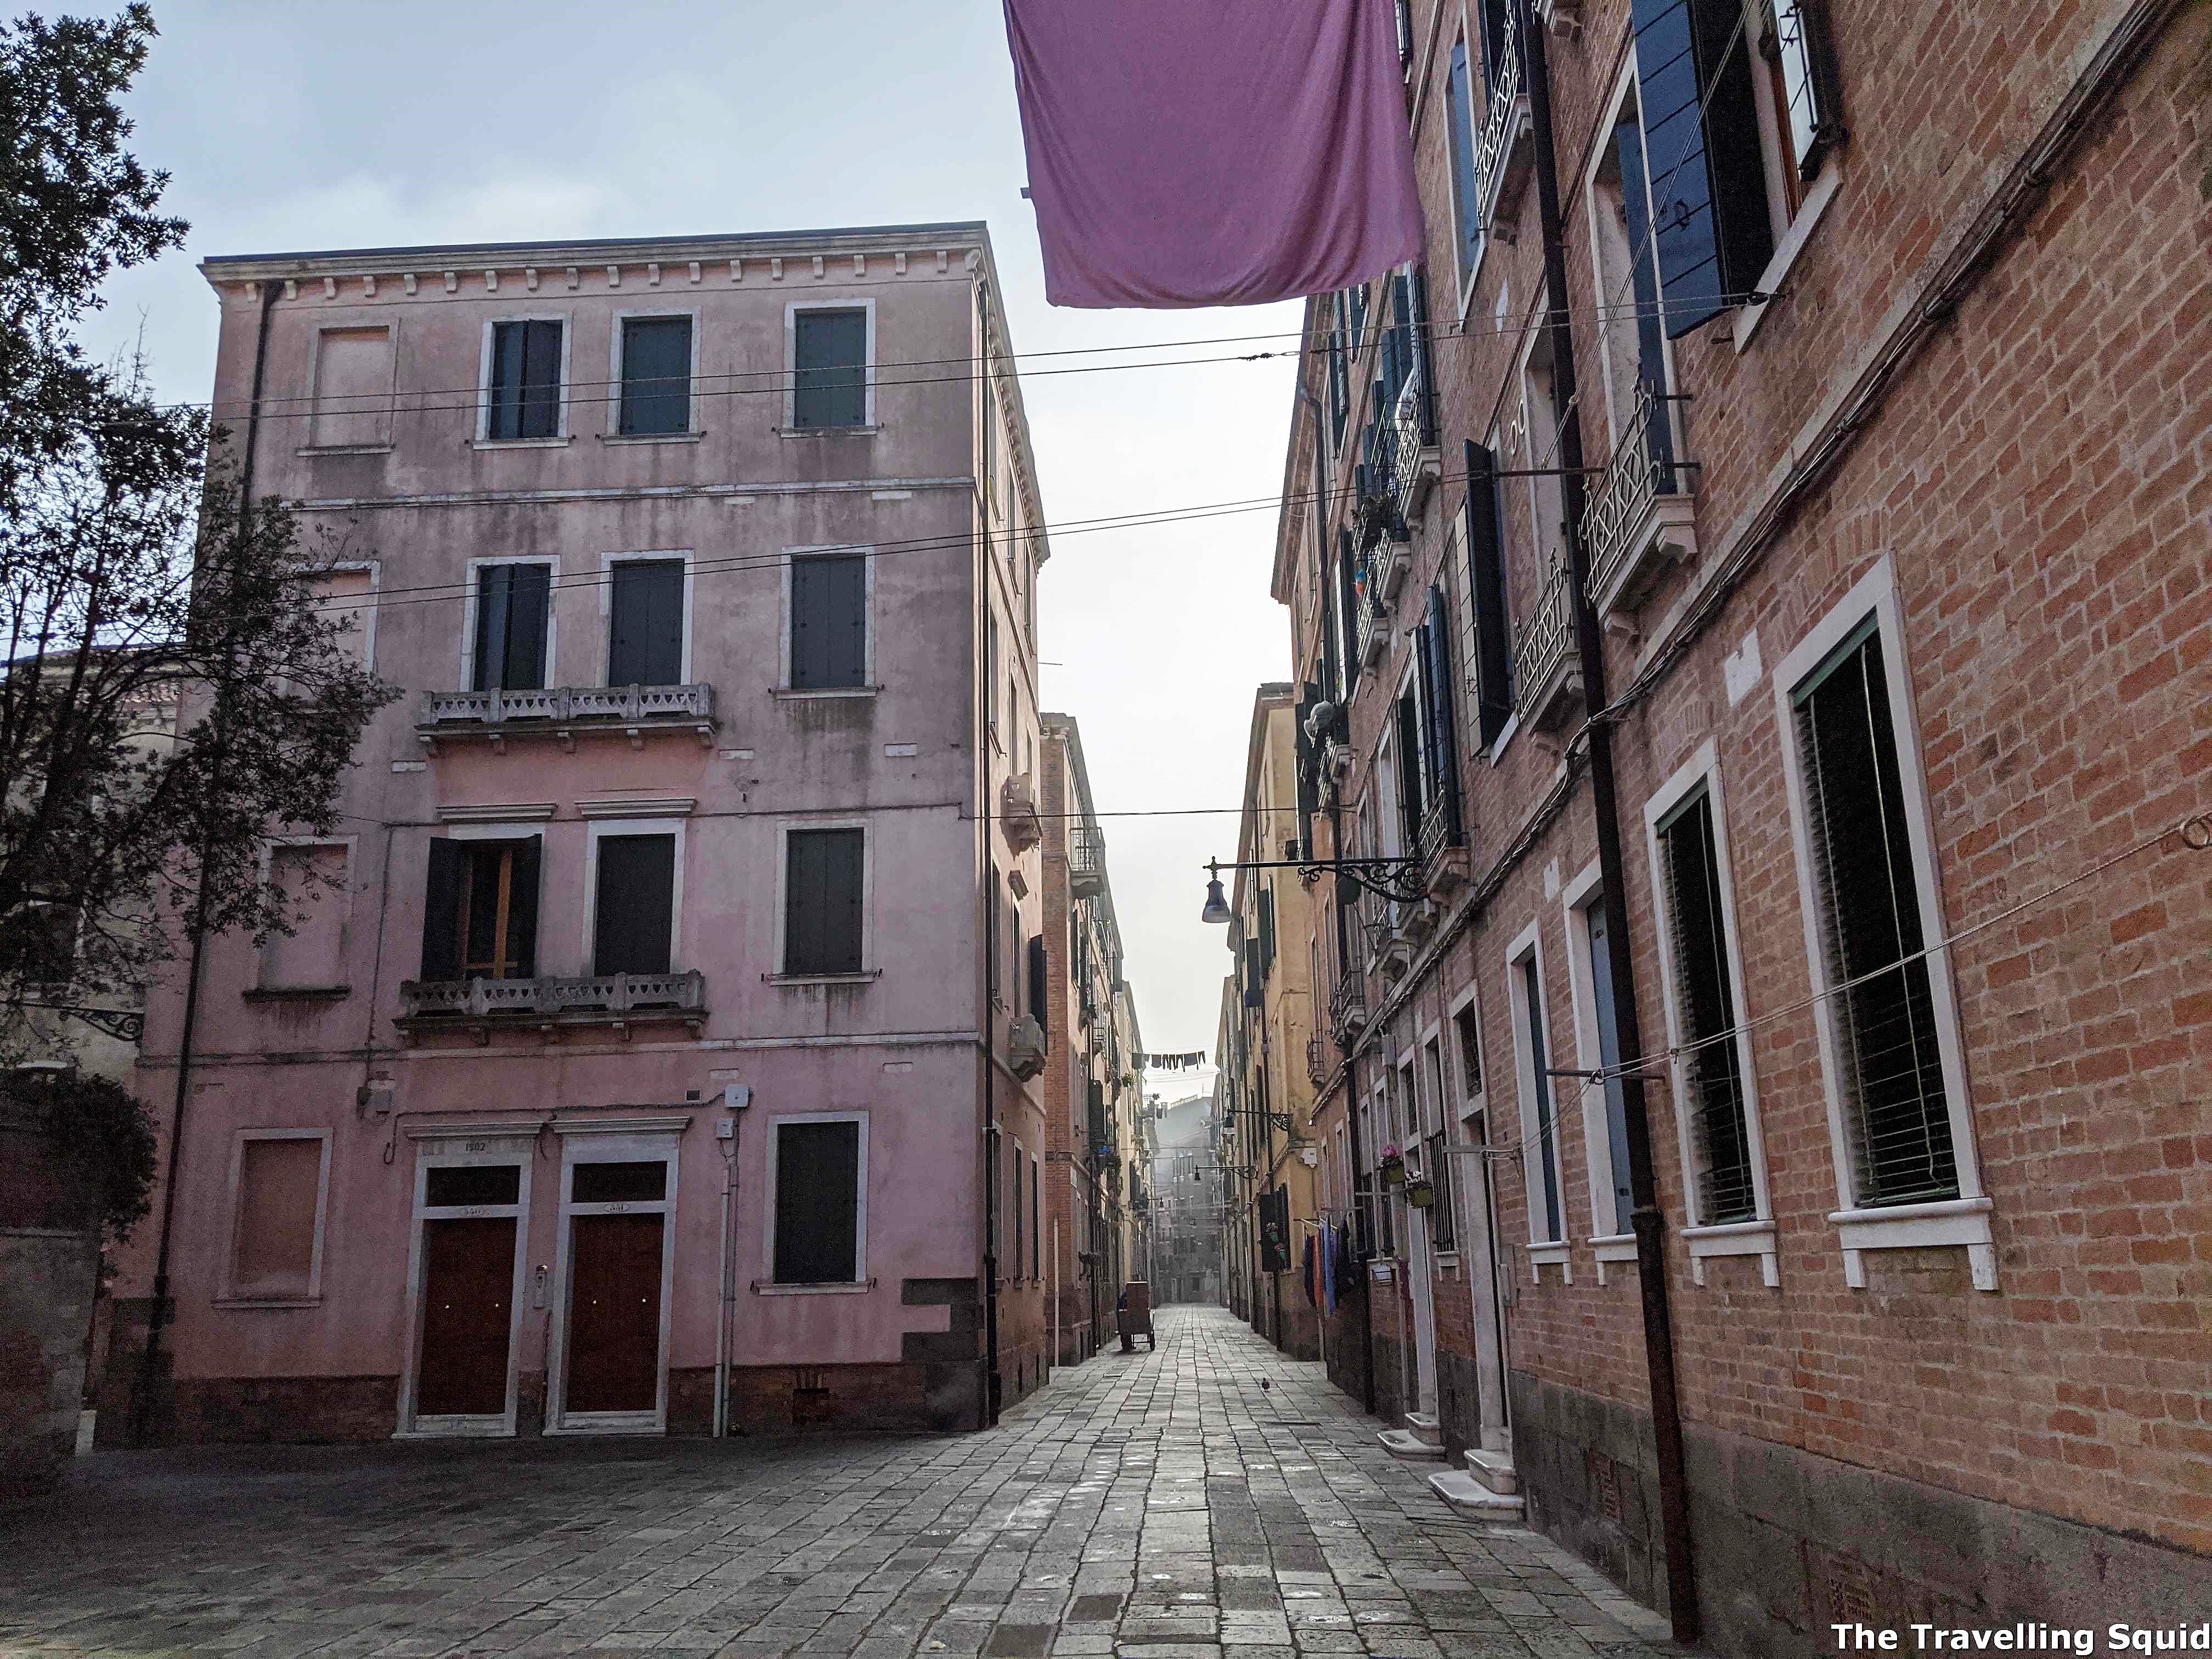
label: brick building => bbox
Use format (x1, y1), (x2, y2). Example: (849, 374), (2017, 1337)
(1271, 0), (2211, 1647)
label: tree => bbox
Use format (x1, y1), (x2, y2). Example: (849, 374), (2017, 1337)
(0, 7), (395, 1062)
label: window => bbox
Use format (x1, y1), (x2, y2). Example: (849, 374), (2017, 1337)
(261, 844), (348, 990)
(309, 567), (375, 668)
(618, 315), (693, 436)
(771, 1116), (865, 1284)
(471, 562), (552, 692)
(1028, 935), (1048, 1034)
(591, 833), (676, 977)
(1509, 933), (1564, 1244)
(227, 1132), (329, 1302)
(1453, 1000), (1484, 1103)
(783, 827), (865, 977)
(789, 550), (867, 690)
(1414, 585), (1463, 847)
(1655, 784), (1757, 1224)
(0, 900), (75, 985)
(1518, 329), (1573, 569)
(792, 307), (868, 430)
(1030, 1156), (1041, 1280)
(421, 837), (540, 982)
(1011, 1138), (1024, 1284)
(1422, 1039), (1456, 1250)
(311, 326), (392, 449)
(1464, 441), (1515, 747)
(1578, 895), (1636, 1238)
(607, 558), (685, 686)
(984, 610), (1001, 742)
(1446, 39), (1485, 294)
(1791, 617), (1956, 1207)
(981, 382), (998, 513)
(485, 319), (563, 441)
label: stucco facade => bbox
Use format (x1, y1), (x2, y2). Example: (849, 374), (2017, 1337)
(101, 222), (1070, 1443)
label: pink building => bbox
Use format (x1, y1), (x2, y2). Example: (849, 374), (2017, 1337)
(100, 223), (1064, 1442)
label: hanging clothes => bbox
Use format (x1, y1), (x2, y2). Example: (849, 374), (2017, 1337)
(1322, 1221), (1339, 1316)
(1301, 1233), (1318, 1308)
(1000, 0), (1425, 308)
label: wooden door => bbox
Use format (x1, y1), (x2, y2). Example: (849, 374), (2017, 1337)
(565, 1214), (664, 1414)
(416, 1217), (517, 1418)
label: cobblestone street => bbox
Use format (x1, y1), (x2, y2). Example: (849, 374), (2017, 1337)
(0, 1307), (1675, 1658)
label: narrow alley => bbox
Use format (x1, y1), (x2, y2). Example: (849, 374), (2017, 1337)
(0, 1307), (1672, 1658)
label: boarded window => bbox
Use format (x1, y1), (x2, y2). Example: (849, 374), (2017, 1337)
(790, 552), (867, 689)
(472, 563), (551, 692)
(311, 327), (392, 448)
(784, 828), (864, 976)
(309, 568), (374, 668)
(618, 316), (692, 436)
(487, 319), (563, 440)
(793, 308), (868, 429)
(421, 837), (540, 981)
(592, 834), (676, 976)
(232, 1137), (324, 1299)
(607, 560), (684, 686)
(774, 1119), (861, 1282)
(262, 844), (347, 989)
(1793, 619), (1956, 1207)
(1657, 786), (1756, 1223)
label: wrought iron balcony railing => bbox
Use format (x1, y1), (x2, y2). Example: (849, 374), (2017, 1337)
(1583, 380), (1698, 617)
(1329, 973), (1369, 1047)
(1513, 562), (1584, 733)
(397, 969), (707, 1037)
(1471, 4), (1531, 217)
(1069, 822), (1107, 898)
(1391, 368), (1442, 528)
(417, 684), (715, 753)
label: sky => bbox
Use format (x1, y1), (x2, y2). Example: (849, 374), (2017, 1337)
(77, 1), (1302, 1060)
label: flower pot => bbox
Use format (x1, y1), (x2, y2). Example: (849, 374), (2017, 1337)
(1405, 1181), (1436, 1209)
(1380, 1159), (1406, 1188)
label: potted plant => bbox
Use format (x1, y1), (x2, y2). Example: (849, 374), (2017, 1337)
(1378, 1145), (1405, 1187)
(1405, 1178), (1437, 1209)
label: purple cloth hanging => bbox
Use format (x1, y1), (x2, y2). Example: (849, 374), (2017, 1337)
(1001, 0), (1427, 308)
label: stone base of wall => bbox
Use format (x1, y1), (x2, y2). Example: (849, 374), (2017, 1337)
(95, 1372), (402, 1448)
(1435, 1345), (1483, 1460)
(716, 1359), (986, 1436)
(1, 1228), (101, 1503)
(1509, 1370), (2212, 1655)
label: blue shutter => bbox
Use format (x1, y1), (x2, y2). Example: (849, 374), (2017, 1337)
(1446, 42), (1483, 278)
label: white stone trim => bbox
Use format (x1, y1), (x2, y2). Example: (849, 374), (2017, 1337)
(763, 1110), (871, 1286)
(1504, 918), (1567, 1248)
(772, 818), (874, 978)
(607, 306), (702, 436)
(458, 555), (560, 693)
(473, 312), (574, 442)
(777, 543), (878, 691)
(546, 1127), (684, 1436)
(596, 548), (695, 686)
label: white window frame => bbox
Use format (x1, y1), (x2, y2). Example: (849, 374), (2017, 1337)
(1773, 558), (1993, 1291)
(771, 818), (875, 981)
(778, 544), (878, 695)
(1442, 8), (1488, 317)
(1731, 0), (1846, 351)
(255, 835), (358, 992)
(1505, 919), (1570, 1276)
(474, 314), (574, 444)
(1582, 62), (1688, 453)
(1448, 981), (1487, 1123)
(547, 1124), (685, 1436)
(581, 817), (687, 974)
(1559, 858), (1639, 1282)
(607, 308), (702, 438)
(1644, 739), (1778, 1285)
(306, 321), (397, 453)
(396, 1128), (535, 1439)
(598, 549), (695, 686)
(763, 1110), (871, 1289)
(459, 555), (560, 693)
(783, 296), (879, 432)
(217, 1127), (332, 1307)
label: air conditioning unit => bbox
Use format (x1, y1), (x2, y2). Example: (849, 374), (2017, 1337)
(1000, 774), (1043, 853)
(1007, 1014), (1047, 1079)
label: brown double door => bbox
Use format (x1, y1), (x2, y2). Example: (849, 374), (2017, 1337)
(565, 1214), (665, 1414)
(416, 1217), (517, 1418)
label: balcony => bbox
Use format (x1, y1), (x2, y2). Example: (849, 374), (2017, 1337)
(1391, 364), (1442, 531)
(1472, 7), (1534, 224)
(1306, 1034), (1328, 1087)
(1513, 563), (1584, 735)
(1329, 974), (1368, 1048)
(1418, 799), (1470, 898)
(1356, 597), (1392, 674)
(396, 969), (706, 1042)
(1069, 823), (1107, 898)
(1583, 380), (1697, 619)
(417, 684), (715, 754)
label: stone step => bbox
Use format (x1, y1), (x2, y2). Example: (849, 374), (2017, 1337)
(1464, 1447), (1519, 1494)
(1429, 1468), (1527, 1521)
(1376, 1428), (1446, 1463)
(1403, 1410), (1443, 1447)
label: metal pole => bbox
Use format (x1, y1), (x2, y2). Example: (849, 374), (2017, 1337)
(1522, 2), (1699, 1639)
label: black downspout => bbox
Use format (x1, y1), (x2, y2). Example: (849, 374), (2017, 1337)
(132, 276), (283, 1449)
(978, 387), (1000, 1431)
(1522, 4), (1700, 1641)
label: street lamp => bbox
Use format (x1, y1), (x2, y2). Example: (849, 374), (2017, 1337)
(1200, 874), (1232, 926)
(1197, 852), (1426, 922)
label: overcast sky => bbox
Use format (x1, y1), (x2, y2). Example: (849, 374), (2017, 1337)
(78, 1), (1299, 1061)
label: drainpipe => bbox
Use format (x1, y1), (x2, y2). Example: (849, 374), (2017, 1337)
(1521, 3), (1700, 1640)
(978, 421), (1001, 1430)
(714, 1113), (740, 1437)
(131, 276), (283, 1449)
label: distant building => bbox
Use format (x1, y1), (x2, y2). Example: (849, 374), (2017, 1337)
(1148, 1094), (1220, 1306)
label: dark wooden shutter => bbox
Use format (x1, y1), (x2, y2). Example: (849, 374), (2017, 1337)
(475, 564), (549, 692)
(1631, 0), (1775, 337)
(791, 552), (866, 689)
(521, 319), (562, 438)
(1337, 529), (1361, 693)
(1395, 690), (1424, 850)
(793, 309), (868, 428)
(505, 837), (540, 978)
(1657, 788), (1755, 1222)
(1409, 268), (1438, 442)
(608, 560), (684, 686)
(1465, 442), (1515, 747)
(592, 834), (675, 976)
(1243, 940), (1263, 1008)
(420, 839), (464, 979)
(1259, 888), (1276, 974)
(619, 316), (691, 435)
(488, 322), (526, 442)
(1423, 585), (1464, 845)
(786, 828), (865, 975)
(1028, 935), (1048, 1032)
(1476, 0), (1511, 94)
(774, 1119), (860, 1282)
